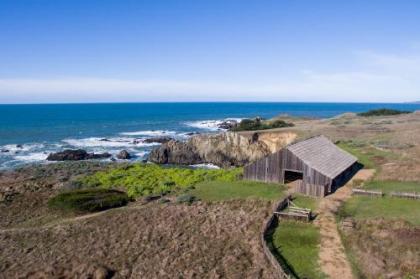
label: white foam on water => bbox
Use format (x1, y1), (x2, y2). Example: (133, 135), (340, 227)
(135, 151), (148, 158)
(189, 163), (220, 169)
(119, 130), (177, 136)
(184, 118), (242, 131)
(62, 137), (160, 148)
(1, 143), (45, 153)
(14, 152), (49, 162)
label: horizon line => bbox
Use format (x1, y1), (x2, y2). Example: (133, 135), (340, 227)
(0, 100), (418, 106)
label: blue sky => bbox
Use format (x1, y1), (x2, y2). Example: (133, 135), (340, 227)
(0, 0), (419, 103)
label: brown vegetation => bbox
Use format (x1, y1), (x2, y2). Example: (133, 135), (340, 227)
(0, 199), (278, 278)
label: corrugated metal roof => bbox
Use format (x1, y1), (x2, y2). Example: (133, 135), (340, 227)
(286, 135), (357, 179)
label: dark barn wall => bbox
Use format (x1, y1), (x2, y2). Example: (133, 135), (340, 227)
(331, 162), (359, 193)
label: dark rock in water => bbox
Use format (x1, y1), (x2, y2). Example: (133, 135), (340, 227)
(47, 149), (111, 161)
(218, 120), (238, 130)
(1, 149), (9, 153)
(16, 144), (23, 149)
(148, 140), (203, 165)
(86, 152), (111, 160)
(116, 150), (131, 160)
(143, 137), (173, 144)
(99, 138), (110, 142)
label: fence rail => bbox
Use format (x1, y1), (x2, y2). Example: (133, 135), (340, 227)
(352, 188), (384, 197)
(390, 191), (420, 200)
(261, 196), (294, 279)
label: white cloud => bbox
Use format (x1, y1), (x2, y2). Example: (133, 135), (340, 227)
(0, 50), (419, 103)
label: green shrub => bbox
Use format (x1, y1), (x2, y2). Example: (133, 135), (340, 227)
(79, 163), (242, 198)
(176, 194), (198, 205)
(358, 108), (410, 117)
(232, 118), (294, 131)
(48, 188), (130, 213)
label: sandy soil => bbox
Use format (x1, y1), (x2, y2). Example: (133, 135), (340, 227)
(314, 169), (375, 279)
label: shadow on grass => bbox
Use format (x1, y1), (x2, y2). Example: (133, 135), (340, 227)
(264, 218), (300, 279)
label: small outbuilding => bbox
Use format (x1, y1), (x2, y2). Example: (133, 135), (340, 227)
(244, 135), (358, 197)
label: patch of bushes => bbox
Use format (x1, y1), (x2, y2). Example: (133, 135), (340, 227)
(232, 118), (294, 131)
(79, 163), (242, 198)
(48, 188), (130, 213)
(357, 108), (410, 117)
(176, 194), (198, 205)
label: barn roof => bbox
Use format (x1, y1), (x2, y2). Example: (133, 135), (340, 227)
(286, 135), (357, 179)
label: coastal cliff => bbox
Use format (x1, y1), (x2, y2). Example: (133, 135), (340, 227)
(148, 131), (297, 167)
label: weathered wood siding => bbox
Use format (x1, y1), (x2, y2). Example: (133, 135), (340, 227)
(296, 182), (327, 197)
(244, 149), (332, 197)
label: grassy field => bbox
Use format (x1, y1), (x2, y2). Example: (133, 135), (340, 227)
(290, 194), (319, 211)
(79, 163), (242, 197)
(337, 141), (396, 170)
(338, 196), (420, 225)
(364, 180), (420, 193)
(272, 221), (325, 279)
(191, 180), (286, 201)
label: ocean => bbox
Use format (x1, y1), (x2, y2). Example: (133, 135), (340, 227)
(1, 102), (419, 169)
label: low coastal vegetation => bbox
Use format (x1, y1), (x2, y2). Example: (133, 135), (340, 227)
(336, 144), (420, 279)
(79, 163), (242, 197)
(231, 118), (294, 131)
(357, 108), (410, 117)
(363, 180), (420, 194)
(338, 192), (420, 225)
(191, 180), (285, 201)
(272, 221), (324, 279)
(48, 188), (130, 213)
(337, 140), (397, 170)
(267, 194), (323, 279)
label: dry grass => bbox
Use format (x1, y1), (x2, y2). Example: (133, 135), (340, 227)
(0, 200), (278, 278)
(340, 219), (420, 279)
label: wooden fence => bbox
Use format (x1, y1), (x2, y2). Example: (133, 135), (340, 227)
(352, 188), (384, 197)
(274, 199), (312, 222)
(260, 196), (294, 279)
(390, 191), (420, 200)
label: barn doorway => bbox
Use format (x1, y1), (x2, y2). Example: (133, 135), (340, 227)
(284, 170), (303, 183)
(284, 170), (303, 190)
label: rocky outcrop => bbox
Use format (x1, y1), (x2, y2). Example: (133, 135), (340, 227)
(218, 120), (239, 130)
(143, 137), (174, 144)
(116, 150), (131, 160)
(47, 150), (111, 161)
(148, 140), (203, 165)
(148, 132), (287, 167)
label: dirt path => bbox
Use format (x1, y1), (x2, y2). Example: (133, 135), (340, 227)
(314, 169), (375, 279)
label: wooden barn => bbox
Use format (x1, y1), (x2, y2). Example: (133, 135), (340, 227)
(244, 135), (358, 197)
